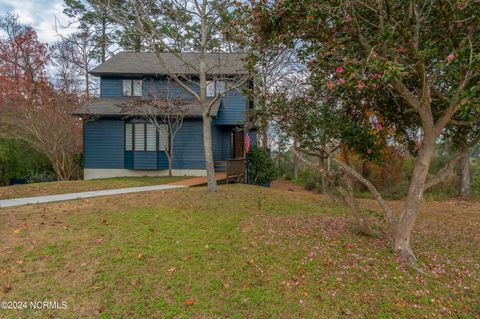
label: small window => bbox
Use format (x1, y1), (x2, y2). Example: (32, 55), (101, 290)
(146, 124), (157, 151)
(158, 124), (168, 151)
(125, 123), (133, 151)
(206, 81), (215, 97)
(122, 80), (132, 96)
(133, 80), (143, 96)
(216, 80), (226, 93)
(122, 79), (143, 97)
(134, 124), (145, 151)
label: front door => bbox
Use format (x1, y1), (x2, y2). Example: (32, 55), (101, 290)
(231, 130), (244, 159)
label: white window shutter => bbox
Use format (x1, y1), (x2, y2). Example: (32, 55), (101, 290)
(122, 80), (132, 96)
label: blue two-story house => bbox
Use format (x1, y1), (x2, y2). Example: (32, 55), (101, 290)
(74, 52), (256, 180)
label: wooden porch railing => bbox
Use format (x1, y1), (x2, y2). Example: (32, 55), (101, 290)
(215, 158), (246, 183)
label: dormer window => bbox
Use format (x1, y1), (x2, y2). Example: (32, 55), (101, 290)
(123, 79), (143, 97)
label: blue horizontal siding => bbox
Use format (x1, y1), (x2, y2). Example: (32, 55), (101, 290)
(125, 151), (134, 169)
(84, 119), (125, 168)
(157, 151), (168, 169)
(133, 152), (157, 169)
(100, 78), (123, 98)
(84, 118), (252, 170)
(100, 76), (200, 99)
(216, 90), (248, 125)
(172, 119), (205, 169)
(143, 79), (199, 98)
(99, 77), (249, 126)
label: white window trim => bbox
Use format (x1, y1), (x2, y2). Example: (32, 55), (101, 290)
(206, 81), (215, 97)
(133, 80), (143, 97)
(122, 79), (143, 97)
(125, 123), (133, 151)
(158, 124), (168, 151)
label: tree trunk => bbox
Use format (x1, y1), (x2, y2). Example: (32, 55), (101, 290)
(293, 143), (299, 180)
(202, 114), (217, 192)
(167, 155), (173, 177)
(101, 18), (107, 62)
(338, 178), (377, 237)
(85, 68), (90, 97)
(393, 139), (435, 261)
(261, 129), (268, 148)
(459, 155), (471, 199)
(168, 143), (174, 177)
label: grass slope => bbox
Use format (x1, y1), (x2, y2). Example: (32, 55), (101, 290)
(0, 184), (479, 318)
(0, 176), (189, 200)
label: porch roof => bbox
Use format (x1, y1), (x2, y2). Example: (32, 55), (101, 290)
(73, 97), (221, 118)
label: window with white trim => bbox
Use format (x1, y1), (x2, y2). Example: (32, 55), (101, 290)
(216, 80), (226, 93)
(134, 124), (145, 151)
(125, 122), (169, 152)
(125, 123), (133, 151)
(206, 81), (215, 97)
(158, 125), (168, 151)
(122, 79), (143, 96)
(146, 124), (157, 151)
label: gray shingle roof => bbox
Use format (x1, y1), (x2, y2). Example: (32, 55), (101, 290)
(73, 97), (221, 118)
(90, 52), (249, 76)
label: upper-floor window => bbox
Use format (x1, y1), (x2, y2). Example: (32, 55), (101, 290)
(123, 79), (143, 97)
(206, 80), (226, 97)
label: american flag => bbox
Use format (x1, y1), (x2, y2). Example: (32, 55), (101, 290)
(245, 132), (251, 154)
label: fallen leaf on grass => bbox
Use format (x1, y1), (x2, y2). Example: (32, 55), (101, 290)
(14, 229), (21, 234)
(95, 238), (103, 245)
(95, 305), (104, 314)
(137, 253), (144, 259)
(3, 286), (12, 294)
(168, 267), (176, 273)
(16, 260), (24, 265)
(185, 298), (194, 306)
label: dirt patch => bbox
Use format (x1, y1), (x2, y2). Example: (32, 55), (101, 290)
(271, 179), (315, 194)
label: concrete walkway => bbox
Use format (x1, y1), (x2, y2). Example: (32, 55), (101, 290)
(0, 184), (186, 209)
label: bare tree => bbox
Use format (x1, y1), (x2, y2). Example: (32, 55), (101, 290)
(51, 39), (82, 93)
(100, 0), (250, 192)
(0, 88), (83, 180)
(53, 25), (98, 96)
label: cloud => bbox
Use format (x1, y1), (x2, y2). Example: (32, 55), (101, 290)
(0, 0), (76, 43)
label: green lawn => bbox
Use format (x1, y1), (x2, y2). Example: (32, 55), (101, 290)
(0, 184), (478, 318)
(0, 176), (190, 200)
